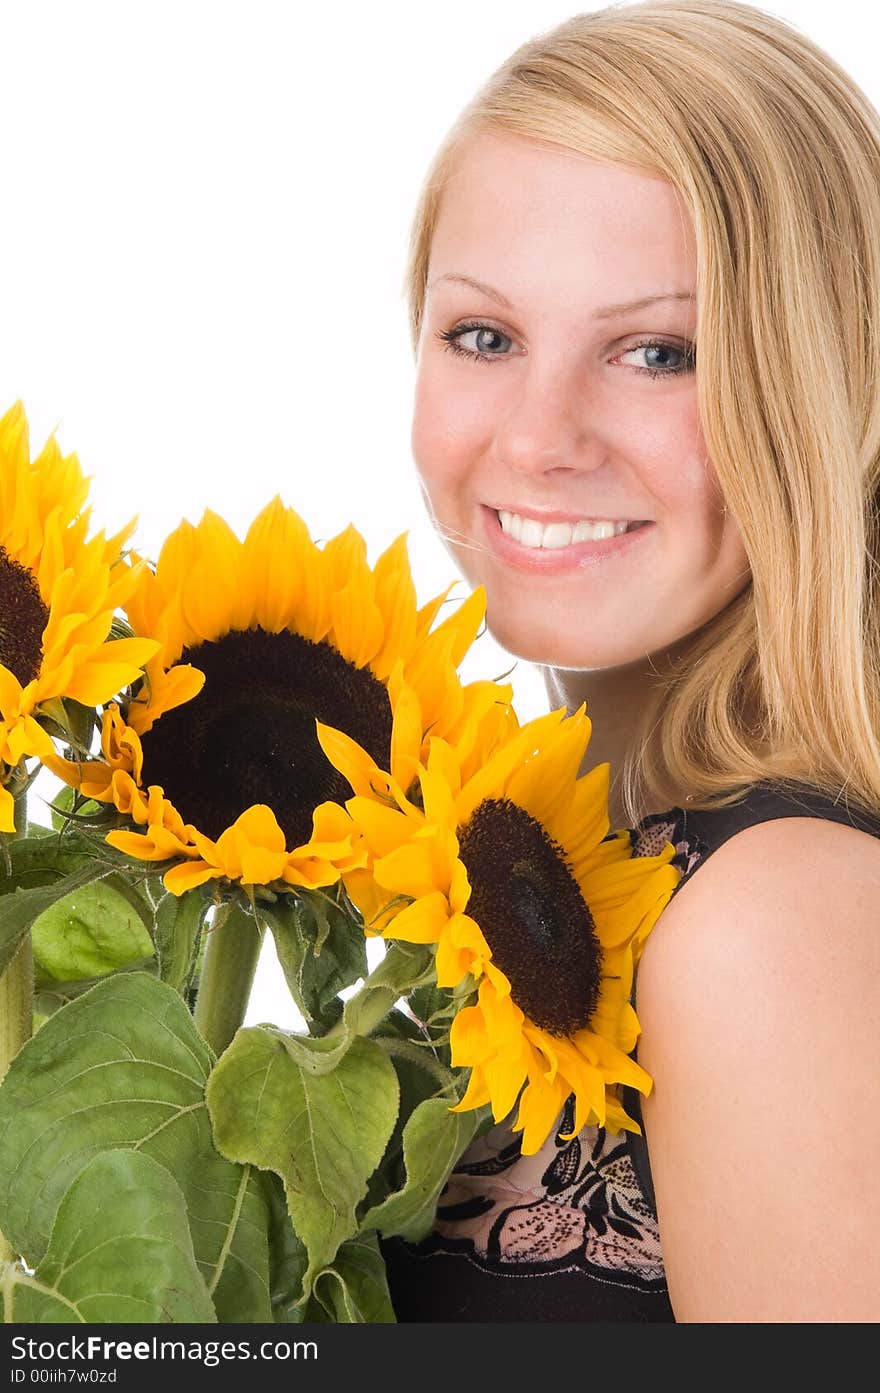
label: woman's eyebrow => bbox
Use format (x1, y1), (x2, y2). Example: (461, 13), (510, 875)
(428, 272), (695, 318)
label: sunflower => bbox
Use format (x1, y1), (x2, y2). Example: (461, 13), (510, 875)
(0, 400), (159, 833)
(318, 704), (682, 1155)
(54, 497), (504, 895)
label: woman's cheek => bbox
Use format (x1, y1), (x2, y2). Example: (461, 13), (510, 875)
(412, 404), (469, 507)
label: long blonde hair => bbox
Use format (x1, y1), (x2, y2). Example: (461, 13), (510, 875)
(403, 0), (880, 824)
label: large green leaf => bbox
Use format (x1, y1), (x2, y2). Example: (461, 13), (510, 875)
(207, 1024), (399, 1302)
(0, 972), (272, 1322)
(0, 1151), (215, 1323)
(31, 879), (155, 986)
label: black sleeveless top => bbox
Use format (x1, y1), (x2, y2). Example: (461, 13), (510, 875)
(379, 779), (880, 1322)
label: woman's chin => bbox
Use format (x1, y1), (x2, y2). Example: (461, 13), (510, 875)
(482, 612), (630, 671)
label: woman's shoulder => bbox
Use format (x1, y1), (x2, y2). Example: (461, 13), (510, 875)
(631, 776), (880, 1005)
(630, 779), (880, 1319)
(630, 777), (880, 906)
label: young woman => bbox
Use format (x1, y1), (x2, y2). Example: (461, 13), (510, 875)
(379, 0), (880, 1321)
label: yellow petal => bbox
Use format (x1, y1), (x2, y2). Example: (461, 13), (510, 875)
(164, 861), (224, 895)
(243, 498), (306, 632)
(330, 580), (385, 671)
(428, 583), (486, 667)
(231, 804), (287, 853)
(0, 666), (24, 719)
(514, 1072), (568, 1156)
(369, 532), (419, 681)
(59, 638), (162, 706)
(389, 683), (422, 795)
(0, 783), (17, 833)
(448, 1064), (492, 1114)
(315, 721), (381, 799)
(373, 825), (456, 897)
(240, 843), (290, 885)
(450, 1005), (491, 1066)
(381, 890), (449, 944)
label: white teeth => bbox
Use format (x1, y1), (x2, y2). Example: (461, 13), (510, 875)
(519, 518), (545, 548)
(541, 522), (575, 549)
(497, 510), (632, 548)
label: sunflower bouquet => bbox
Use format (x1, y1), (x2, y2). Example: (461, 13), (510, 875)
(0, 400), (682, 1324)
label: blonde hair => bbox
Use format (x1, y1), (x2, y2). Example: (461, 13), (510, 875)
(403, 0), (880, 824)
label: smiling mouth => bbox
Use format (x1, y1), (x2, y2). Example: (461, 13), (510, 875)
(491, 508), (650, 547)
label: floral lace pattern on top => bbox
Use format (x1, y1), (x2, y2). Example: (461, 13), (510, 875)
(429, 1097), (665, 1289)
(409, 806), (707, 1292)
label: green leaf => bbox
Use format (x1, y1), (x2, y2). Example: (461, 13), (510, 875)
(48, 782), (107, 831)
(0, 1151), (216, 1323)
(33, 958), (158, 1023)
(0, 862), (115, 975)
(262, 1171), (308, 1322)
(407, 981), (457, 1068)
(361, 1094), (483, 1242)
(262, 890), (367, 1031)
(31, 879), (155, 987)
(0, 972), (273, 1323)
(308, 1231), (396, 1323)
(359, 1011), (444, 1211)
(1, 827), (100, 887)
(153, 888), (206, 995)
(207, 1024), (399, 1302)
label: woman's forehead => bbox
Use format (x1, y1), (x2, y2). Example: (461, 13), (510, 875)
(428, 132), (697, 312)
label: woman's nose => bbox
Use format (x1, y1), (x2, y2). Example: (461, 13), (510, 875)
(491, 370), (606, 479)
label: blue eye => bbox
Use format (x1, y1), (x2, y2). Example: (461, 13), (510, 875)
(623, 341), (695, 378)
(434, 321), (696, 379)
(435, 323), (512, 363)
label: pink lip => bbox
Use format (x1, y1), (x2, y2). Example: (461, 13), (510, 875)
(492, 504), (647, 525)
(480, 505), (654, 573)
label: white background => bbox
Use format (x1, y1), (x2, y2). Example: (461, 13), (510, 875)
(3, 1), (876, 1025)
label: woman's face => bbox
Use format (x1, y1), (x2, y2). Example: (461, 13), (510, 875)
(413, 128), (751, 669)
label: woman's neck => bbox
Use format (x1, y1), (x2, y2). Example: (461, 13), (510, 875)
(541, 657), (688, 828)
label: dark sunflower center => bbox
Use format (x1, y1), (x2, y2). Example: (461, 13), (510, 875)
(0, 546), (48, 687)
(457, 797), (602, 1037)
(141, 628), (393, 846)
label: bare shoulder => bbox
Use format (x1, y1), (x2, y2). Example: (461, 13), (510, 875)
(635, 815), (880, 1322)
(641, 813), (880, 980)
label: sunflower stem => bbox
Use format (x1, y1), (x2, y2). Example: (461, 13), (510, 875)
(0, 931), (33, 1262)
(0, 790), (32, 1263)
(325, 940), (435, 1042)
(370, 1034), (455, 1091)
(193, 899), (264, 1057)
